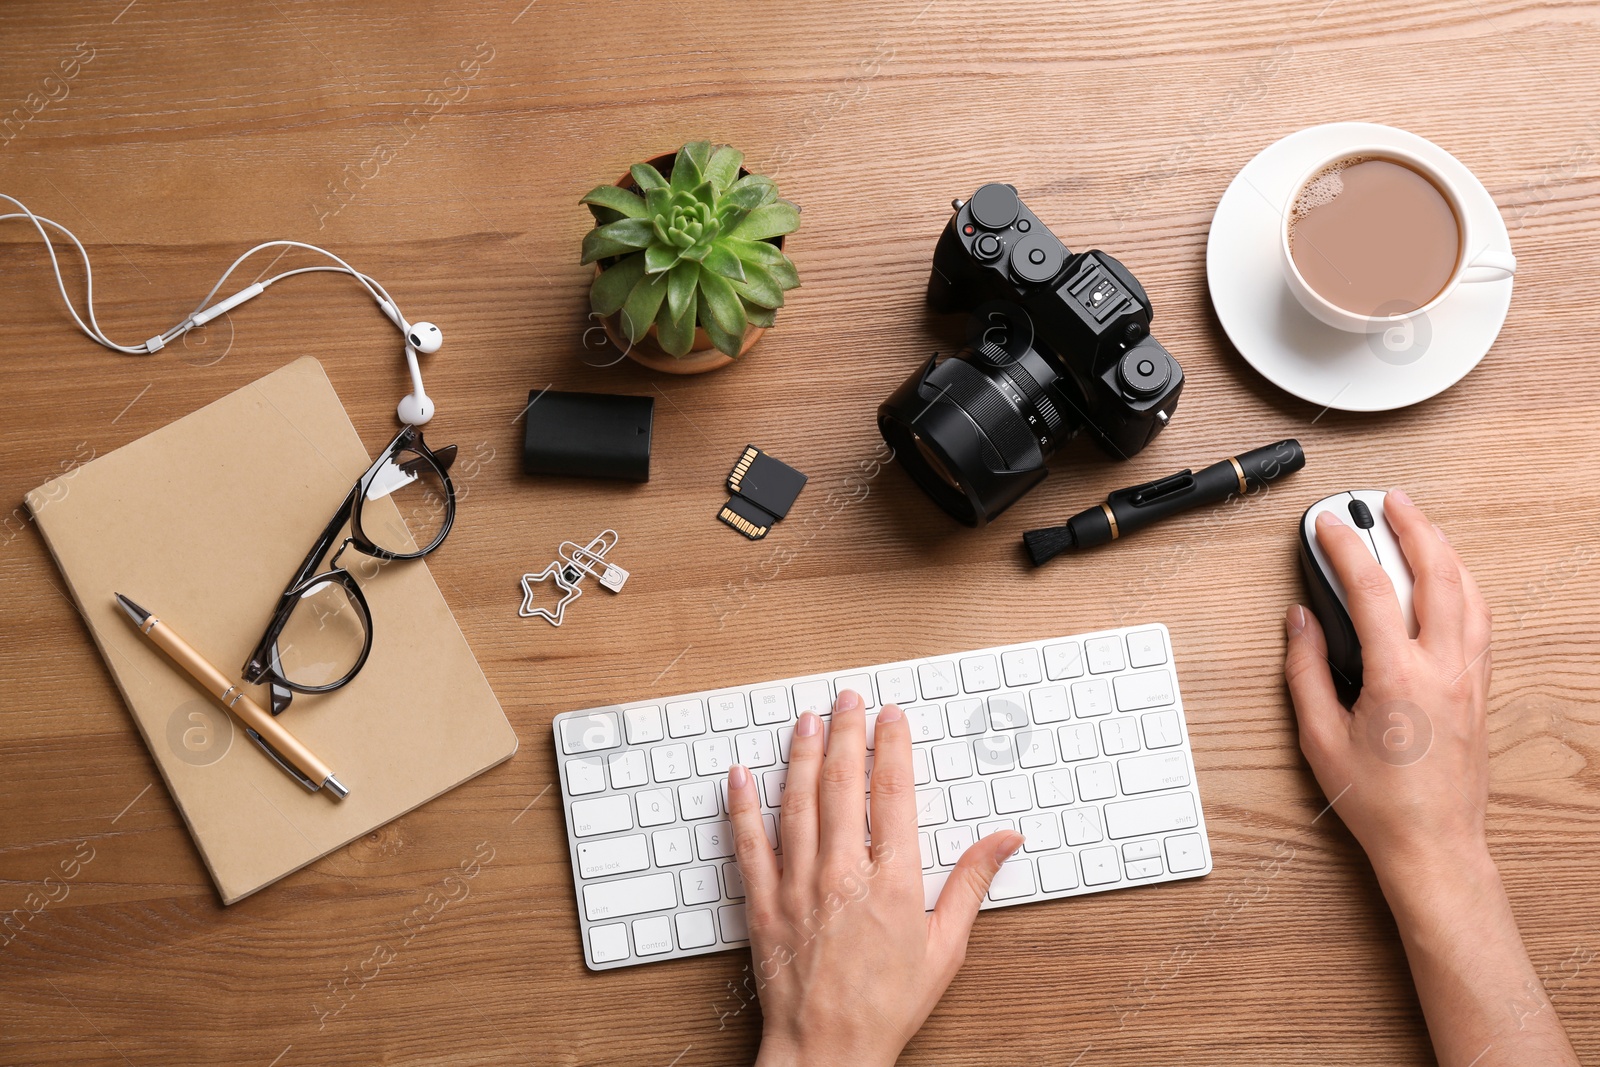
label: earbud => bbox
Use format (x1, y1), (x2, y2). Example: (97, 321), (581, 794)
(397, 340), (435, 426)
(406, 321), (442, 354)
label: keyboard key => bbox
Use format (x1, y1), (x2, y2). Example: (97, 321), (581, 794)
(1141, 709), (1183, 749)
(792, 679), (832, 715)
(1001, 648), (1043, 687)
(678, 781), (720, 820)
(723, 860), (747, 899)
(1117, 751), (1190, 794)
(566, 756), (606, 796)
(915, 788), (949, 826)
(947, 698), (986, 736)
(959, 654), (1000, 693)
(735, 729), (777, 768)
(949, 781), (990, 820)
(987, 694), (1027, 730)
(653, 827), (694, 866)
(1080, 845), (1121, 885)
(1057, 723), (1098, 761)
(918, 832), (933, 869)
(1103, 791), (1198, 839)
(1100, 717), (1141, 756)
(1038, 851), (1079, 892)
(623, 706), (664, 745)
(932, 742), (973, 781)
(761, 768), (787, 807)
(988, 858), (1036, 900)
(992, 774), (1032, 814)
(635, 788), (675, 827)
(718, 903), (748, 942)
(1029, 685), (1071, 724)
(693, 736), (734, 777)
(695, 821), (735, 860)
(978, 818), (1015, 838)
(1063, 806), (1103, 845)
(834, 673), (875, 707)
(906, 704), (945, 742)
(708, 692), (749, 731)
(918, 661), (959, 699)
(974, 734), (1015, 774)
(751, 686), (791, 725)
(633, 915), (673, 956)
(1020, 813), (1061, 852)
(1122, 839), (1161, 862)
(589, 922), (629, 963)
(582, 871), (675, 921)
(1126, 628), (1167, 668)
(1034, 768), (1074, 807)
(1085, 636), (1126, 674)
(877, 667), (919, 706)
(1114, 670), (1176, 711)
(935, 825), (974, 865)
(1125, 856), (1163, 879)
(560, 712), (621, 754)
(571, 794), (633, 837)
(1015, 728), (1055, 768)
(1043, 641), (1084, 680)
(666, 700), (706, 737)
(1164, 832), (1207, 873)
(651, 743), (691, 782)
(680, 865), (721, 905)
(1071, 678), (1113, 717)
(578, 834), (650, 879)
(607, 750), (648, 789)
(675, 909), (717, 949)
(912, 748), (931, 785)
(1075, 762), (1117, 802)
(760, 814), (778, 850)
(922, 869), (950, 911)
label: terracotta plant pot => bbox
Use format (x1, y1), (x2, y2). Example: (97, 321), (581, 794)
(592, 151), (785, 375)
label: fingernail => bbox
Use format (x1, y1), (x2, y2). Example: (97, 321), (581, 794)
(1433, 523), (1450, 544)
(1316, 510), (1344, 529)
(835, 689), (861, 713)
(1285, 604), (1306, 634)
(877, 703), (903, 724)
(1391, 488), (1413, 506)
(797, 711), (819, 737)
(730, 764), (749, 789)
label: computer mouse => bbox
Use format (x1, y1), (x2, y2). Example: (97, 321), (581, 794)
(1298, 490), (1418, 703)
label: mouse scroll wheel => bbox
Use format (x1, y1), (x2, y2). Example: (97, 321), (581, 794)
(1347, 500), (1376, 529)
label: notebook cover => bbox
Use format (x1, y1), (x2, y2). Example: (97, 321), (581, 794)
(25, 357), (518, 904)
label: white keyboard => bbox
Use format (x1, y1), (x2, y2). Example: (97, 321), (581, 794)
(553, 623), (1211, 970)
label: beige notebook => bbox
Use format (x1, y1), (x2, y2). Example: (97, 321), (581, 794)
(27, 357), (518, 904)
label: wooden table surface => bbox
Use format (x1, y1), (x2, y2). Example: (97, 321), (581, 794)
(3, 1), (1599, 1064)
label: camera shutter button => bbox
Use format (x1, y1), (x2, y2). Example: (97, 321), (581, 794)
(1117, 349), (1171, 398)
(974, 233), (1003, 260)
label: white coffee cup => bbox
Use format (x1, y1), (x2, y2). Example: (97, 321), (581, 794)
(1279, 143), (1516, 334)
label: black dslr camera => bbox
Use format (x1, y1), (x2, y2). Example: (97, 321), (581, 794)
(878, 183), (1184, 526)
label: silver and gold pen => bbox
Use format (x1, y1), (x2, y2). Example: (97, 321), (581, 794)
(114, 593), (349, 800)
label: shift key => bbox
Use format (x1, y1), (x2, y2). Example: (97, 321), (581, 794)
(582, 871), (676, 921)
(1104, 791), (1198, 839)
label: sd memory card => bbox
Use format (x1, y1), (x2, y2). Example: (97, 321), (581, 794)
(719, 445), (807, 540)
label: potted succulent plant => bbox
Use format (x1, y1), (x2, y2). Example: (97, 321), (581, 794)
(581, 141), (801, 374)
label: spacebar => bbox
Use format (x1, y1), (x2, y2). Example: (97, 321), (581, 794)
(582, 872), (676, 921)
(1103, 791), (1198, 839)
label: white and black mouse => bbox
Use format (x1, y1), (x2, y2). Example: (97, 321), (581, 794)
(1298, 490), (1418, 703)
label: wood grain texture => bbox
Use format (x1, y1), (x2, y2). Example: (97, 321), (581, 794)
(2, 1), (1598, 1064)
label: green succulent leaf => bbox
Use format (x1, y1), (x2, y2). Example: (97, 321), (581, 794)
(630, 163), (668, 191)
(731, 262), (785, 309)
(670, 141), (711, 192)
(581, 218), (655, 264)
(644, 241), (681, 274)
(726, 175), (778, 209)
(580, 185), (648, 219)
(725, 237), (786, 267)
(620, 271), (669, 343)
(589, 251), (647, 316)
(704, 145), (744, 191)
(697, 270), (747, 338)
(667, 259), (700, 324)
(701, 244), (746, 283)
(764, 254), (800, 290)
(743, 300), (776, 328)
(729, 200), (800, 241)
(656, 295), (696, 356)
(699, 292), (745, 358)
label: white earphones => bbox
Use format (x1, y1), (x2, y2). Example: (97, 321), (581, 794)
(1, 193), (441, 426)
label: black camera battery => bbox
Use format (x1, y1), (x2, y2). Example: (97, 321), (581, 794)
(521, 390), (653, 482)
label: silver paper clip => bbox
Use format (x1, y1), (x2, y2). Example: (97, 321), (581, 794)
(518, 530), (625, 626)
(559, 534), (628, 592)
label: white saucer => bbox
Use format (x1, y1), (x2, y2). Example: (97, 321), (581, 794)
(1206, 122), (1514, 412)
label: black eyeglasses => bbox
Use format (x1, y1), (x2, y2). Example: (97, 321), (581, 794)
(243, 426), (457, 715)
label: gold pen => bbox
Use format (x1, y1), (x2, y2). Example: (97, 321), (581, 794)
(114, 593), (349, 800)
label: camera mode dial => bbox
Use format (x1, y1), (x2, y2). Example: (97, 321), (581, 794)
(1117, 347), (1173, 398)
(969, 183), (1020, 229)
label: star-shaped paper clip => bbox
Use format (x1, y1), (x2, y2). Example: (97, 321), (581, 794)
(519, 561), (582, 626)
